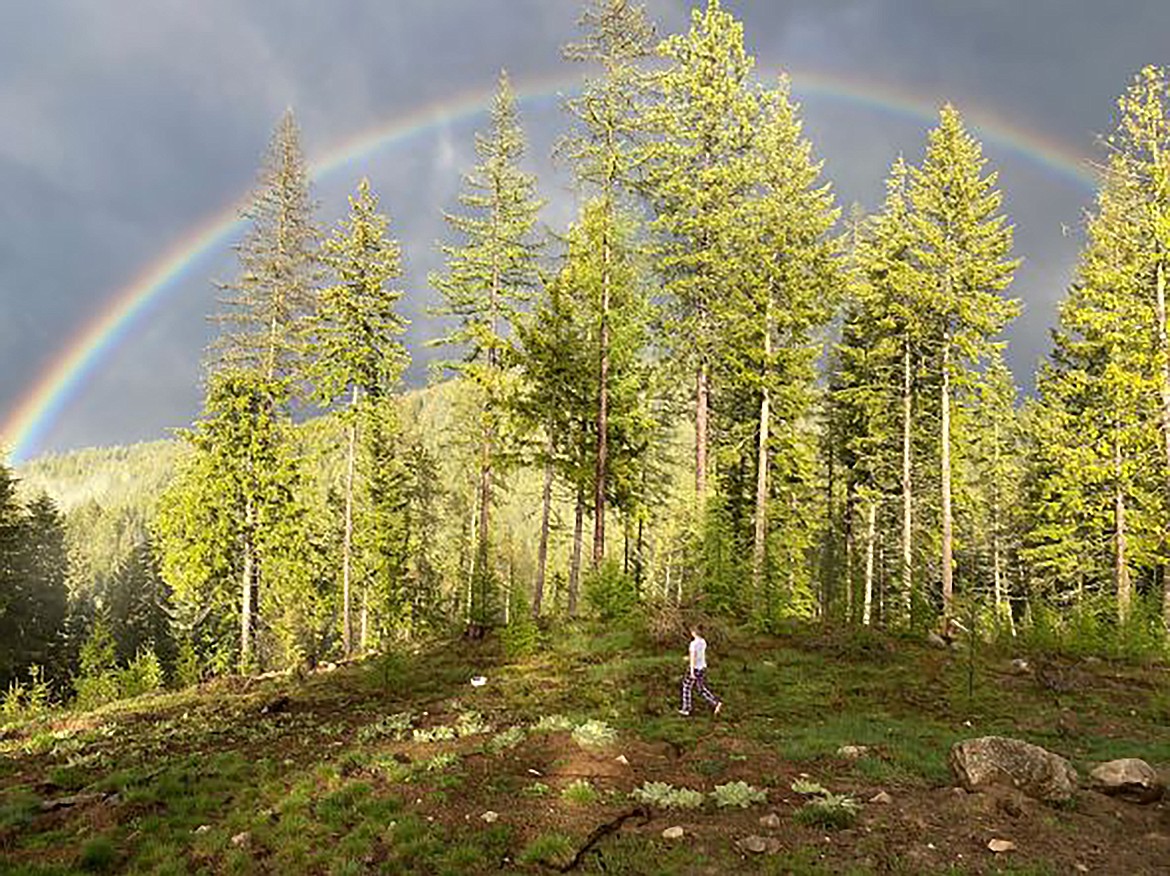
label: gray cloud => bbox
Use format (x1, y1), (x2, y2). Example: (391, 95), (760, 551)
(1, 0), (1164, 457)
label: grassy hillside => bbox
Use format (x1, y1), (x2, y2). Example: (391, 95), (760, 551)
(2, 621), (1168, 874)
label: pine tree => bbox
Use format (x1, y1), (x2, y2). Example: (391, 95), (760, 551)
(430, 71), (544, 630)
(639, 0), (759, 501)
(104, 538), (177, 674)
(907, 106), (1020, 623)
(726, 78), (839, 614)
(311, 178), (408, 654)
(214, 109), (320, 385)
(562, 0), (656, 568)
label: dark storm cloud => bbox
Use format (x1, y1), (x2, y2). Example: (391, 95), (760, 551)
(1, 0), (1166, 457)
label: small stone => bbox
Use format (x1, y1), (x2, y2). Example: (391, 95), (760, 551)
(231, 831), (250, 848)
(1010, 658), (1030, 674)
(759, 813), (782, 828)
(837, 744), (870, 760)
(193, 825), (210, 834)
(741, 835), (768, 854)
(481, 810), (499, 823)
(763, 838), (782, 854)
(988, 839), (1016, 854)
(662, 826), (684, 840)
(615, 755), (630, 765)
(870, 791), (893, 805)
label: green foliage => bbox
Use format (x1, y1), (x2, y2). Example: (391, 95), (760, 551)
(584, 558), (639, 621)
(454, 710), (491, 737)
(78, 835), (118, 872)
(531, 714), (574, 733)
(709, 780), (766, 808)
(74, 618), (120, 710)
(792, 791), (860, 830)
(517, 832), (575, 868)
(560, 778), (599, 805)
(357, 711), (415, 744)
(571, 718), (618, 750)
(119, 645), (164, 699)
(486, 726), (526, 753)
(629, 780), (704, 809)
(175, 636), (202, 689)
(500, 611), (543, 659)
(412, 725), (457, 743)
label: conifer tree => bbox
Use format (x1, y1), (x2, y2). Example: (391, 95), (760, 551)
(431, 71), (544, 629)
(311, 178), (408, 654)
(639, 0), (759, 501)
(562, 0), (656, 567)
(907, 106), (1019, 623)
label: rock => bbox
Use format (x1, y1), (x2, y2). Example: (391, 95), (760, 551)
(870, 791), (893, 805)
(1089, 758), (1164, 804)
(480, 811), (499, 823)
(231, 831), (250, 848)
(193, 825), (210, 834)
(740, 835), (768, 853)
(987, 838), (1016, 853)
(759, 813), (782, 828)
(662, 826), (684, 840)
(1010, 658), (1030, 674)
(949, 736), (1078, 803)
(615, 754), (630, 765)
(837, 745), (870, 760)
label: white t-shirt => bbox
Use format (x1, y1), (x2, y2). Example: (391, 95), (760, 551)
(689, 636), (707, 671)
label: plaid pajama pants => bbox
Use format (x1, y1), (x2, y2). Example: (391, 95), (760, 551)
(680, 668), (721, 713)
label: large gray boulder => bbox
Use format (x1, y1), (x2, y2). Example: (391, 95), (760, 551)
(949, 736), (1078, 803)
(1089, 758), (1163, 803)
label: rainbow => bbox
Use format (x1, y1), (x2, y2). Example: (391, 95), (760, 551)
(2, 67), (1099, 464)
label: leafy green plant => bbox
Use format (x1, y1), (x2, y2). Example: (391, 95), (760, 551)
(532, 714), (574, 733)
(455, 710), (491, 737)
(522, 781), (552, 797)
(709, 781), (767, 808)
(583, 558), (639, 621)
(572, 719), (617, 750)
(560, 779), (599, 805)
(793, 792), (860, 829)
(412, 725), (456, 743)
(120, 646), (164, 698)
(487, 726), (526, 753)
(791, 778), (829, 796)
(358, 711), (415, 743)
(423, 752), (460, 772)
(629, 781), (705, 809)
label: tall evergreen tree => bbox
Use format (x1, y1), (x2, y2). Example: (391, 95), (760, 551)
(639, 0), (759, 502)
(907, 106), (1019, 623)
(311, 178), (408, 654)
(562, 0), (656, 568)
(430, 71), (544, 629)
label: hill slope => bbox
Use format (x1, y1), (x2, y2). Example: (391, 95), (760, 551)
(2, 623), (1168, 874)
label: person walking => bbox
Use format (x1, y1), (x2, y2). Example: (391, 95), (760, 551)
(679, 624), (722, 716)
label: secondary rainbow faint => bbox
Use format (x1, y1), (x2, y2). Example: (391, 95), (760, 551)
(1, 67), (1098, 465)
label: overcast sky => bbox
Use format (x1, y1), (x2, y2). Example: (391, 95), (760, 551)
(2, 0), (1167, 460)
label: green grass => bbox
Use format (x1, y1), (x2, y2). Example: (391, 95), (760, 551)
(0, 620), (1166, 875)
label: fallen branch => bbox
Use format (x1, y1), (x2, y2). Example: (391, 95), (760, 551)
(39, 791), (115, 812)
(550, 805), (652, 873)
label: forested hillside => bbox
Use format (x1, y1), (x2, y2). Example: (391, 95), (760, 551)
(3, 0), (1170, 721)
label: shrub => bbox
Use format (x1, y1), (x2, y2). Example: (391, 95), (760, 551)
(501, 609), (543, 659)
(584, 559), (639, 622)
(412, 725), (456, 743)
(793, 792), (859, 829)
(74, 619), (120, 710)
(175, 637), (202, 688)
(120, 646), (164, 699)
(358, 711), (415, 743)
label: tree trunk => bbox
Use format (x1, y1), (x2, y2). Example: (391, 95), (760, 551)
(593, 232), (611, 568)
(342, 388), (358, 656)
(533, 441), (554, 619)
(695, 362), (709, 498)
(863, 499), (877, 626)
(901, 339), (914, 624)
(752, 301), (772, 596)
(1156, 260), (1170, 628)
(1114, 430), (1132, 624)
(568, 486), (585, 618)
(240, 496), (255, 673)
(941, 333), (954, 625)
(476, 452), (492, 624)
(844, 480), (855, 624)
